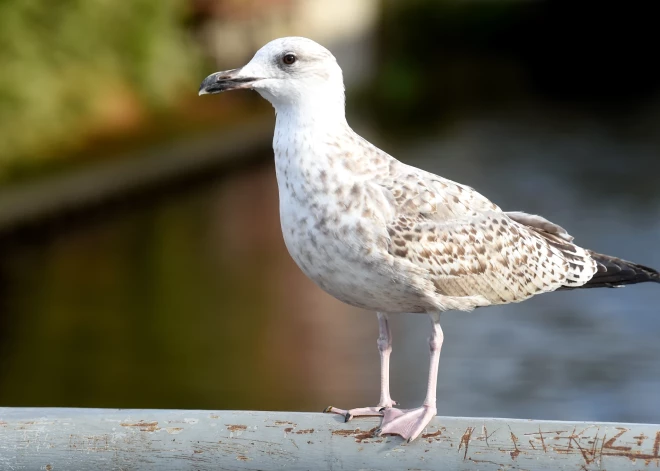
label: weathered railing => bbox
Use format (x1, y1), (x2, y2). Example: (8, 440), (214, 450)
(0, 408), (658, 470)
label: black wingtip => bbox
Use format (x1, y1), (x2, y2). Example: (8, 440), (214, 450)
(575, 251), (660, 289)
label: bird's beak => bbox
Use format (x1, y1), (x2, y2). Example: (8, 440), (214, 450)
(198, 68), (259, 95)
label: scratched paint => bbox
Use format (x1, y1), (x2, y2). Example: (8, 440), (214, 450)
(0, 408), (659, 470)
(120, 421), (160, 432)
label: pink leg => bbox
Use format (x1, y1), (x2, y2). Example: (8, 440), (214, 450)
(325, 312), (397, 421)
(375, 312), (442, 442)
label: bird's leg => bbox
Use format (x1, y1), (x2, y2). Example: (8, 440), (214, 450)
(375, 312), (442, 442)
(375, 312), (396, 409)
(325, 312), (397, 421)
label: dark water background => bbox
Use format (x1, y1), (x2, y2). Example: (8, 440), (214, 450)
(1, 1), (660, 423)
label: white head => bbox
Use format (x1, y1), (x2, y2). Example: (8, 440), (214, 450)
(199, 37), (345, 117)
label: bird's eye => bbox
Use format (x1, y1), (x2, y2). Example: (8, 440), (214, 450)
(282, 53), (297, 65)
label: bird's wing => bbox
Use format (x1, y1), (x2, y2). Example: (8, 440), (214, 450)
(504, 211), (574, 242)
(376, 160), (503, 221)
(385, 211), (597, 305)
(375, 162), (596, 305)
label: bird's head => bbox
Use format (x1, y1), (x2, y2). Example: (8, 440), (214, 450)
(199, 37), (345, 111)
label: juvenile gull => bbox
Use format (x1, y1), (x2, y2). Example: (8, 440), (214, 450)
(199, 37), (660, 442)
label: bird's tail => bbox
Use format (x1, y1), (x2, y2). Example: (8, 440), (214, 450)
(571, 251), (660, 289)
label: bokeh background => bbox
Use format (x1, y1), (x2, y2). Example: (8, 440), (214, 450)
(1, 0), (660, 424)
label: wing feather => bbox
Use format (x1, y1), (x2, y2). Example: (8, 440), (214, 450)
(385, 211), (596, 305)
(379, 161), (502, 221)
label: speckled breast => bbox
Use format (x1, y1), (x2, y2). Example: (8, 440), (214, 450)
(277, 191), (429, 313)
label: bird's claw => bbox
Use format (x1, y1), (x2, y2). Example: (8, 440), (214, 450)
(324, 403), (396, 422)
(376, 405), (437, 443)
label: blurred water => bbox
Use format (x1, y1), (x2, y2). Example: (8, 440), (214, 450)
(1, 108), (659, 423)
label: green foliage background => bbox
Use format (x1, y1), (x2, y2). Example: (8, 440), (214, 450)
(0, 0), (200, 174)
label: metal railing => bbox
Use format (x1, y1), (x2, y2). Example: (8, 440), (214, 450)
(1, 408), (658, 470)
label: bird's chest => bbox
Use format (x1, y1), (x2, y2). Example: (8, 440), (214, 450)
(279, 175), (358, 283)
(275, 160), (389, 309)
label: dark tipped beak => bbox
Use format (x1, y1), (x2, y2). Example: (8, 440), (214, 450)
(198, 68), (258, 95)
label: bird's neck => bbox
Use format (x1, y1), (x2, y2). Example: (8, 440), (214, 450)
(272, 97), (366, 202)
(274, 92), (347, 132)
(273, 96), (349, 164)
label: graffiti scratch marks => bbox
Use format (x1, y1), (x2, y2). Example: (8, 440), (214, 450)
(458, 427), (474, 460)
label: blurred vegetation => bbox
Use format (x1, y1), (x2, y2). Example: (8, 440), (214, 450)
(0, 0), (200, 179)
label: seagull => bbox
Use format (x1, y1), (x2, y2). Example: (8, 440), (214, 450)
(199, 37), (660, 442)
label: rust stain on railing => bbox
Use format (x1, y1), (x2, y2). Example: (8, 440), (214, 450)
(120, 420), (159, 432)
(226, 424), (247, 432)
(331, 427), (384, 443)
(458, 426), (474, 460)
